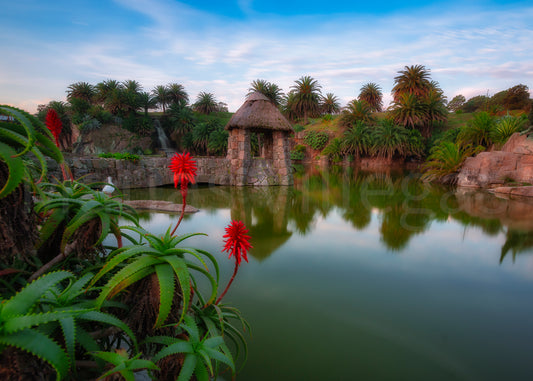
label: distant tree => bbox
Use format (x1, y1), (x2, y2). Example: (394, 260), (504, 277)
(503, 84), (530, 111)
(447, 95), (466, 111)
(123, 79), (143, 94)
(461, 95), (490, 113)
(166, 83), (189, 106)
(122, 80), (143, 115)
(193, 92), (218, 115)
(152, 85), (171, 113)
(321, 93), (341, 114)
(281, 91), (299, 122)
(66, 82), (95, 103)
(137, 92), (159, 116)
(216, 102), (229, 112)
(248, 79), (284, 106)
(391, 65), (432, 101)
(340, 99), (376, 128)
(389, 93), (425, 130)
(290, 75), (322, 124)
(94, 79), (126, 114)
(359, 82), (383, 112)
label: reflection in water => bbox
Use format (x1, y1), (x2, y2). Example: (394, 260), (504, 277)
(123, 166), (533, 380)
(126, 165), (533, 262)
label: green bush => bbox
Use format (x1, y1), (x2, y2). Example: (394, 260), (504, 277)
(293, 124), (305, 132)
(303, 130), (329, 150)
(98, 152), (140, 162)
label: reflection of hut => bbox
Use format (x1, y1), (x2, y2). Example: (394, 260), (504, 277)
(225, 92), (293, 186)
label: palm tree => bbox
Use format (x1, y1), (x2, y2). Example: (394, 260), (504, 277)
(341, 121), (372, 158)
(457, 111), (496, 148)
(166, 83), (189, 106)
(389, 93), (426, 130)
(66, 82), (95, 103)
(137, 92), (159, 116)
(152, 85), (171, 113)
(321, 93), (341, 114)
(248, 79), (284, 106)
(122, 80), (143, 115)
(339, 99), (376, 128)
(420, 88), (448, 137)
(193, 92), (218, 115)
(358, 83), (383, 112)
(95, 79), (123, 105)
(290, 75), (322, 124)
(281, 91), (299, 122)
(391, 64), (431, 101)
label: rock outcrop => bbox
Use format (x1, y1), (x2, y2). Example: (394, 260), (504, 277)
(457, 133), (533, 188)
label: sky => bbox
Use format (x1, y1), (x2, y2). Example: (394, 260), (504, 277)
(0, 0), (532, 113)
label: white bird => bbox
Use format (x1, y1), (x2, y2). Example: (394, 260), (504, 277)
(102, 176), (116, 195)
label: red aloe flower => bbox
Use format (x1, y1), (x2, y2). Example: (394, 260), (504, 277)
(168, 152), (197, 235)
(45, 109), (62, 147)
(168, 152), (197, 191)
(222, 220), (252, 266)
(216, 220), (252, 305)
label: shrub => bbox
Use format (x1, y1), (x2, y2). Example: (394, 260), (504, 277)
(98, 152), (140, 162)
(304, 130), (329, 150)
(423, 141), (484, 181)
(79, 115), (102, 132)
(322, 137), (343, 163)
(293, 124), (305, 132)
(491, 114), (528, 146)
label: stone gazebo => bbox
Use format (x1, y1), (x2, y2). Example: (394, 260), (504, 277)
(225, 92), (293, 186)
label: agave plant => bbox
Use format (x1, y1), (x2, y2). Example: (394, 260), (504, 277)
(147, 315), (235, 381)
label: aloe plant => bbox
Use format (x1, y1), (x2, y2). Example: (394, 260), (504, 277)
(35, 180), (139, 253)
(0, 271), (76, 380)
(90, 226), (219, 328)
(0, 105), (63, 198)
(147, 315), (235, 381)
(91, 349), (158, 381)
(39, 272), (139, 372)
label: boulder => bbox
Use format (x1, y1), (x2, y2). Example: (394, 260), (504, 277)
(457, 133), (533, 188)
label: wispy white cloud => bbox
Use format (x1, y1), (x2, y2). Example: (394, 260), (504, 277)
(0, 0), (532, 112)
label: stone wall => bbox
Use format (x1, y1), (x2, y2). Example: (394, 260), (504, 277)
(457, 133), (533, 188)
(50, 154), (290, 188)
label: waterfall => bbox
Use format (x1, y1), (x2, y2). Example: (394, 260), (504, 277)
(153, 119), (171, 151)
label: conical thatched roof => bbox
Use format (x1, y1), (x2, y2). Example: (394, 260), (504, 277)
(225, 92), (293, 131)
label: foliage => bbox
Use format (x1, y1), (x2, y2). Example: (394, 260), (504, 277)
(97, 152), (140, 162)
(359, 82), (383, 112)
(461, 95), (490, 113)
(248, 79), (284, 106)
(148, 315), (235, 381)
(303, 130), (329, 151)
(457, 111), (496, 148)
(91, 350), (158, 381)
(447, 94), (466, 112)
(490, 114), (528, 146)
(79, 116), (102, 133)
(293, 124), (305, 132)
(370, 119), (424, 160)
(391, 64), (432, 101)
(0, 107), (250, 381)
(289, 76), (322, 124)
(193, 92), (218, 115)
(321, 93), (341, 114)
(340, 99), (376, 128)
(423, 141), (484, 181)
(340, 121), (371, 158)
(0, 105), (63, 197)
(322, 137), (343, 163)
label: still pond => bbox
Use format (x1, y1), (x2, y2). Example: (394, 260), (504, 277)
(120, 166), (533, 380)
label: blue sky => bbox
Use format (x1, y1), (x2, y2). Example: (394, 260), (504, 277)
(0, 0), (531, 113)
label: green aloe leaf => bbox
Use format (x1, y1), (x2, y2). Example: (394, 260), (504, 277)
(0, 329), (69, 381)
(0, 142), (25, 199)
(2, 271), (72, 317)
(160, 255), (191, 325)
(154, 264), (175, 328)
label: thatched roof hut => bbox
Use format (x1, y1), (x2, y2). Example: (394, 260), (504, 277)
(225, 92), (292, 132)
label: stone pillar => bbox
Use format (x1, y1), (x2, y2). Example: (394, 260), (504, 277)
(227, 129), (252, 186)
(272, 131), (293, 186)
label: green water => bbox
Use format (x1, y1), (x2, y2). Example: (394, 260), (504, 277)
(122, 167), (533, 380)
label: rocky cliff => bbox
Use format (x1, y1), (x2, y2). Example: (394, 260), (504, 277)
(457, 132), (533, 189)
